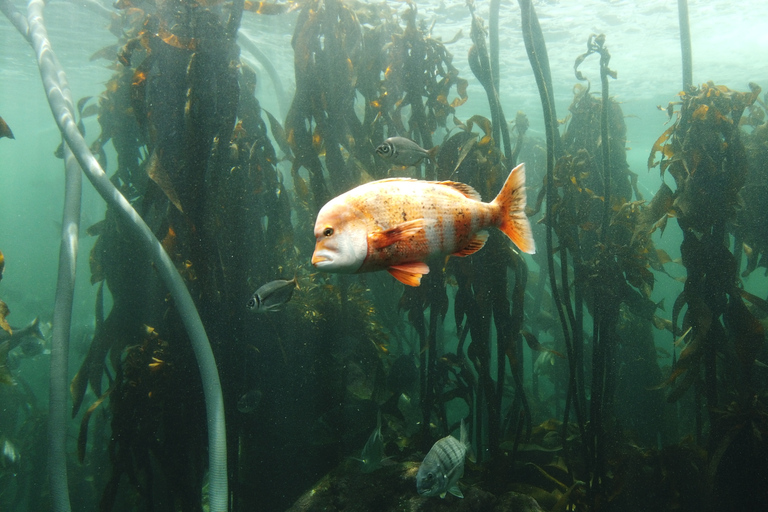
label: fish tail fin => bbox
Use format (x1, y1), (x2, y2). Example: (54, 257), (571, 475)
(491, 163), (536, 254)
(29, 317), (44, 340)
(460, 418), (476, 462)
(427, 144), (440, 162)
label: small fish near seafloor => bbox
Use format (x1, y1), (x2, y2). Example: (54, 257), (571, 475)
(375, 137), (438, 167)
(1, 317), (46, 385)
(352, 411), (393, 473)
(0, 317), (45, 348)
(246, 276), (299, 313)
(311, 163), (535, 286)
(416, 420), (470, 498)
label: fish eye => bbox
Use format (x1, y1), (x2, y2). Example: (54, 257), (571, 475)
(323, 227), (334, 237)
(246, 298), (256, 308)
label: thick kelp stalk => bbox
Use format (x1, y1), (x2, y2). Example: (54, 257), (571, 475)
(467, 1), (511, 160)
(519, 0), (584, 464)
(65, 3), (251, 510)
(573, 33), (620, 496)
(649, 82), (767, 509)
(448, 4), (533, 459)
(522, 19), (674, 505)
(49, 143), (81, 512)
(677, 0), (693, 90)
(6, 3), (84, 511)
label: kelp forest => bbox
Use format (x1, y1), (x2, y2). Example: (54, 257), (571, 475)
(1, 0), (768, 511)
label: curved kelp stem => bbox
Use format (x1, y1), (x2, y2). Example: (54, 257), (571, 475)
(518, 0), (562, 159)
(518, 0), (583, 435)
(467, 1), (511, 160)
(47, 142), (83, 512)
(574, 33), (618, 501)
(0, 0), (28, 34)
(0, 4), (75, 511)
(489, 0), (500, 92)
(238, 33), (290, 118)
(677, 0), (693, 90)
(573, 34), (617, 243)
(12, 2), (229, 510)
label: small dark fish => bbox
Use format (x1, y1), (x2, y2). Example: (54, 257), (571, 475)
(89, 44), (119, 62)
(416, 420), (469, 498)
(0, 316), (47, 381)
(0, 317), (45, 349)
(0, 116), (14, 139)
(246, 276), (299, 313)
(237, 388), (263, 413)
(375, 137), (438, 167)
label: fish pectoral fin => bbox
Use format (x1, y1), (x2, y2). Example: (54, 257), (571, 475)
(448, 485), (464, 499)
(387, 262), (430, 287)
(451, 231), (489, 257)
(369, 219), (426, 249)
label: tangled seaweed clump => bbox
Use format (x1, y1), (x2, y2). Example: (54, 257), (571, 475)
(2, 1), (768, 512)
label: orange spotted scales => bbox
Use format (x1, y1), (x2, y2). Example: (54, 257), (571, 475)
(311, 163), (536, 286)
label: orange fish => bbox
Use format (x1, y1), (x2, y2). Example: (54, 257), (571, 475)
(311, 163), (535, 286)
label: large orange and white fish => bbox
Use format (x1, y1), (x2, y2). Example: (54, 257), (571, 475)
(311, 163), (535, 286)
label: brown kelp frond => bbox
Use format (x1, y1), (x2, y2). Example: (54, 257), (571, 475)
(646, 82), (763, 455)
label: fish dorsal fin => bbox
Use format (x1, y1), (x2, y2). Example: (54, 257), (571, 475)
(452, 231), (488, 257)
(437, 181), (482, 201)
(369, 219), (425, 249)
(387, 262), (430, 286)
(370, 177), (421, 185)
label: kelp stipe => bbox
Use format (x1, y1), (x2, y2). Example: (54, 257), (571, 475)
(1, 1), (229, 510)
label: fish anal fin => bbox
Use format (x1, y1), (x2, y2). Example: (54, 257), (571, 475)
(370, 219), (425, 249)
(448, 485), (464, 498)
(452, 231), (488, 257)
(438, 181), (481, 201)
(387, 262), (430, 287)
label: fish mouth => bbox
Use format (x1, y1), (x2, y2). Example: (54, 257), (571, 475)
(311, 253), (331, 266)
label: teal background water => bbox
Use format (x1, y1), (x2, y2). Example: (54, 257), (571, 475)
(1, 0), (768, 510)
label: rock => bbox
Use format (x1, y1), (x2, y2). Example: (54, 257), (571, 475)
(286, 459), (526, 512)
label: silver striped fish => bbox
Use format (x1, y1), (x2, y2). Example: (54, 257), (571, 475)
(375, 136), (438, 167)
(416, 420), (470, 498)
